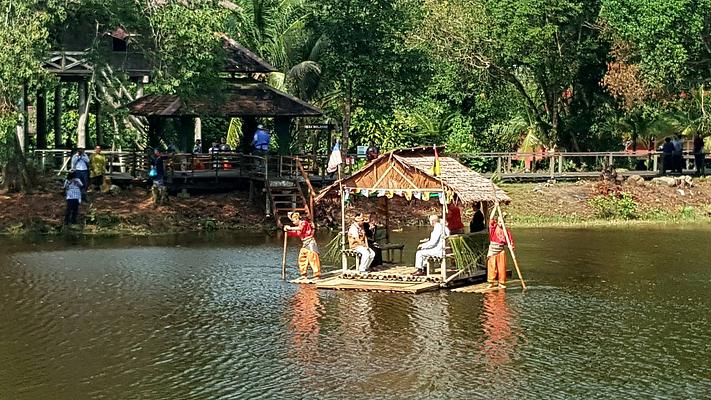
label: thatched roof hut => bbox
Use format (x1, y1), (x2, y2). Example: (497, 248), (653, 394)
(315, 146), (510, 205)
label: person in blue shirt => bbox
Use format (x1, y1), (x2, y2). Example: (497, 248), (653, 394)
(252, 124), (270, 155)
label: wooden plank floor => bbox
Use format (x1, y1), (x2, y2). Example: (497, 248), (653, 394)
(315, 277), (441, 294)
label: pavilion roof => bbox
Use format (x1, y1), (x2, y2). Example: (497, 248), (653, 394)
(315, 147), (510, 205)
(219, 34), (277, 73)
(123, 81), (322, 117)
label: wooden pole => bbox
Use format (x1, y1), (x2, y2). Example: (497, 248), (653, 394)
(441, 190), (447, 282)
(494, 203), (527, 290)
(339, 169), (347, 272)
(281, 232), (288, 280)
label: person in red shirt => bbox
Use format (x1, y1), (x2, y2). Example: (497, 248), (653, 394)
(486, 214), (514, 289)
(446, 202), (465, 234)
(284, 212), (321, 279)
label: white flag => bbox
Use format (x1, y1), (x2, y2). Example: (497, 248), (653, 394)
(327, 142), (343, 173)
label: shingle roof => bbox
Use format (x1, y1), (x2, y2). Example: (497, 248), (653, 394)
(124, 81), (322, 117)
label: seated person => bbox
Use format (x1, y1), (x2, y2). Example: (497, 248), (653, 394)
(470, 202), (486, 233)
(413, 215), (449, 276)
(348, 213), (375, 274)
(363, 218), (383, 268)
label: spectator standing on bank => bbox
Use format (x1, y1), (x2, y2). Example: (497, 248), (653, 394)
(661, 137), (674, 175)
(672, 134), (684, 173)
(63, 171), (83, 225)
(89, 145), (107, 192)
(253, 125), (270, 155)
(71, 147), (90, 200)
(693, 133), (705, 176)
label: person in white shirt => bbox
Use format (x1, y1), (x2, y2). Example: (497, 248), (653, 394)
(348, 213), (375, 274)
(70, 148), (90, 200)
(413, 215), (449, 276)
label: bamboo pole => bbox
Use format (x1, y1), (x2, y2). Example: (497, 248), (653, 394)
(339, 168), (347, 273)
(281, 232), (288, 280)
(494, 203), (527, 290)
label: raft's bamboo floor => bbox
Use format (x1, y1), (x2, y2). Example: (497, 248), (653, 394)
(291, 265), (489, 294)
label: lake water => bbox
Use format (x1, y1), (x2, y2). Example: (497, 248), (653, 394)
(1, 227), (710, 399)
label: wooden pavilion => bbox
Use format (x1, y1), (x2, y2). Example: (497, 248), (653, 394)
(310, 146), (511, 293)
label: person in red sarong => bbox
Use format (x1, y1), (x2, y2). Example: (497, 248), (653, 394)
(486, 214), (514, 289)
(284, 212), (321, 279)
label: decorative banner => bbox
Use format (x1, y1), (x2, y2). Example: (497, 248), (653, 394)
(377, 189), (386, 197)
(439, 192), (445, 204)
(404, 191), (413, 201)
(395, 190), (403, 197)
(360, 189), (369, 197)
(344, 189), (350, 201)
(386, 190), (394, 199)
(422, 191), (431, 200)
(414, 191), (422, 200)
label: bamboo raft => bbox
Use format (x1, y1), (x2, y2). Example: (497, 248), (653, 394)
(290, 265), (490, 294)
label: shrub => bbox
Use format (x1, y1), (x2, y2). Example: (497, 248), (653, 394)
(589, 192), (638, 220)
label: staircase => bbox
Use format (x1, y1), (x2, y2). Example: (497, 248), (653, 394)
(265, 156), (318, 227)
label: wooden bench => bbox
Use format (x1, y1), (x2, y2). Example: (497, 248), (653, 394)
(423, 241), (453, 276)
(376, 243), (404, 263)
(341, 249), (362, 271)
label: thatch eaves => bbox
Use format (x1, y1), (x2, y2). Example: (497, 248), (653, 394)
(315, 147), (510, 205)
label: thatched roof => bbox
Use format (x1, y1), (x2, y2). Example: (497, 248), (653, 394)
(315, 147), (510, 205)
(124, 80), (322, 117)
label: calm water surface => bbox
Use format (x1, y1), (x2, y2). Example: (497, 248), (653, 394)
(1, 227), (710, 399)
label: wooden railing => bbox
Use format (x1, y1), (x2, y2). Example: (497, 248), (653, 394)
(457, 150), (708, 177)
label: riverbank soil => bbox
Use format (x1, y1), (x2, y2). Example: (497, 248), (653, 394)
(0, 186), (267, 235)
(502, 178), (711, 223)
(2, 177), (710, 235)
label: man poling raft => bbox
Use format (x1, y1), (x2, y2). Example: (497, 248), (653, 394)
(486, 213), (515, 289)
(283, 212), (321, 280)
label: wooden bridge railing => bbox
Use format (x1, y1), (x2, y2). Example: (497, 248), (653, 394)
(456, 150), (707, 177)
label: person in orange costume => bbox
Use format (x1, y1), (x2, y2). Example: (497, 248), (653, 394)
(486, 213), (514, 289)
(284, 212), (321, 279)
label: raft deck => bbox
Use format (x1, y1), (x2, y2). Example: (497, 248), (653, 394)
(292, 264), (488, 294)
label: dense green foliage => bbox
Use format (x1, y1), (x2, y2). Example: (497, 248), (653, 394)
(1, 0), (710, 190)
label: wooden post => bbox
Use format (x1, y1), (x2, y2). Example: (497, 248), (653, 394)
(653, 153), (659, 172)
(608, 153), (614, 168)
(36, 89), (47, 150)
(558, 154), (564, 174)
(77, 80), (88, 148)
(53, 86), (62, 149)
(340, 185), (348, 272)
(441, 191), (447, 282)
(496, 156), (502, 174)
(549, 150), (555, 178)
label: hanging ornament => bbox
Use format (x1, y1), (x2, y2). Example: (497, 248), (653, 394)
(404, 191), (413, 201)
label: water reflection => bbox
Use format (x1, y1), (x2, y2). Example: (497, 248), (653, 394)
(1, 227), (711, 399)
(287, 285), (323, 364)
